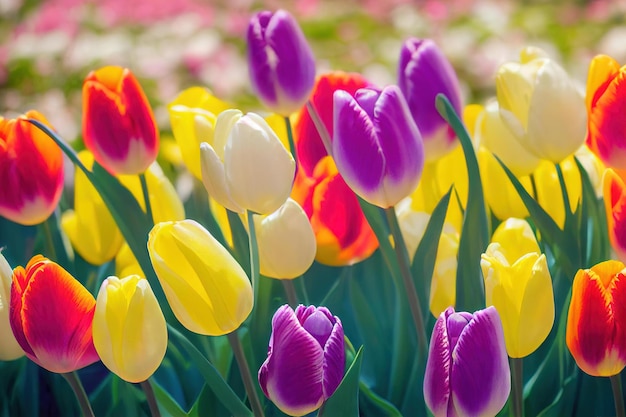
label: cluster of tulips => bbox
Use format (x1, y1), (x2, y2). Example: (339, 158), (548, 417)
(1, 7), (626, 417)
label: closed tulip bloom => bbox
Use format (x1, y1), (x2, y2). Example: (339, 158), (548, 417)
(0, 111), (63, 225)
(566, 260), (626, 376)
(603, 169), (626, 261)
(168, 87), (230, 179)
(398, 38), (462, 161)
(532, 157), (582, 229)
(496, 46), (586, 163)
(424, 306), (510, 417)
(0, 252), (23, 360)
(83, 66), (158, 175)
(333, 86), (424, 208)
(148, 219), (253, 335)
(586, 55), (626, 170)
(247, 10), (316, 116)
(200, 109), (295, 214)
(259, 304), (344, 416)
(93, 275), (167, 383)
(10, 256), (99, 373)
(291, 156), (378, 266)
(481, 220), (554, 357)
(254, 199), (316, 279)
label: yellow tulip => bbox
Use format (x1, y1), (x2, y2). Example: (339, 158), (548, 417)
(254, 199), (316, 279)
(92, 275), (167, 383)
(481, 218), (554, 358)
(115, 243), (143, 279)
(168, 87), (230, 179)
(533, 157), (581, 229)
(0, 251), (24, 360)
(147, 219), (253, 335)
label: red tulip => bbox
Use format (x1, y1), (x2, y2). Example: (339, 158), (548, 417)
(10, 256), (99, 373)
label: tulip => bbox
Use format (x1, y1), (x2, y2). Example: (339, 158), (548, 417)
(93, 275), (167, 383)
(10, 256), (99, 373)
(293, 71), (372, 176)
(481, 219), (554, 358)
(532, 157), (582, 229)
(604, 169), (626, 262)
(200, 109), (295, 214)
(496, 46), (586, 163)
(246, 10), (316, 116)
(333, 86), (424, 208)
(258, 304), (344, 416)
(586, 54), (626, 170)
(83, 65), (158, 175)
(148, 219), (253, 335)
(254, 199), (316, 279)
(0, 252), (23, 360)
(168, 87), (230, 179)
(398, 38), (463, 161)
(0, 111), (63, 225)
(291, 156), (378, 266)
(566, 260), (626, 376)
(424, 306), (510, 417)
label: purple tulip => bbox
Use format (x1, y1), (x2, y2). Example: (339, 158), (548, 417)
(247, 10), (316, 116)
(398, 38), (463, 161)
(258, 304), (345, 416)
(424, 306), (511, 417)
(332, 85), (424, 208)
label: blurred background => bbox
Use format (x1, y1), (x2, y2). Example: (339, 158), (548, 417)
(2, 0), (626, 142)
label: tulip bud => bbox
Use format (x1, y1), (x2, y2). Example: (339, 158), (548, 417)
(82, 66), (158, 175)
(333, 86), (424, 208)
(424, 306), (510, 417)
(148, 219), (253, 335)
(200, 109), (295, 214)
(0, 252), (23, 360)
(259, 304), (345, 416)
(481, 218), (554, 358)
(0, 111), (64, 225)
(254, 199), (316, 279)
(566, 260), (626, 376)
(93, 275), (167, 383)
(10, 256), (99, 373)
(496, 46), (586, 163)
(398, 38), (462, 161)
(247, 10), (316, 116)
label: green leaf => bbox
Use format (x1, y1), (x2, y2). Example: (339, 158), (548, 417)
(436, 94), (488, 312)
(152, 382), (190, 417)
(359, 381), (402, 417)
(318, 346), (364, 417)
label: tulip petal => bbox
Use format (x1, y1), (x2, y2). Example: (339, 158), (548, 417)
(424, 307), (453, 417)
(603, 169), (626, 260)
(586, 55), (621, 112)
(200, 143), (244, 213)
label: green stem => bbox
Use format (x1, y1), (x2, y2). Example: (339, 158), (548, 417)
(610, 374), (626, 417)
(510, 357), (524, 417)
(384, 206), (428, 358)
(140, 380), (162, 417)
(227, 331), (265, 417)
(281, 279), (299, 307)
(139, 172), (153, 224)
(41, 216), (57, 261)
(284, 116), (297, 164)
(62, 372), (95, 417)
(246, 210), (260, 303)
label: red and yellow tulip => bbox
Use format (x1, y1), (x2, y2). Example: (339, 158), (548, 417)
(603, 169), (626, 261)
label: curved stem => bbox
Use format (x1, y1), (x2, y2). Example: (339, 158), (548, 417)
(40, 216), (57, 261)
(385, 206), (428, 358)
(227, 331), (265, 417)
(246, 210), (260, 303)
(140, 380), (162, 417)
(139, 172), (153, 224)
(61, 372), (95, 417)
(284, 116), (297, 165)
(610, 374), (626, 417)
(281, 279), (299, 307)
(510, 357), (524, 417)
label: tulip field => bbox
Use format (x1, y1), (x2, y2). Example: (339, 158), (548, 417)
(2, 0), (626, 416)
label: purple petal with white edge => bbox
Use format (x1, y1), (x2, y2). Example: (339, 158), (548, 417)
(424, 307), (454, 417)
(332, 89), (385, 200)
(247, 11), (278, 105)
(322, 315), (345, 399)
(450, 306), (511, 417)
(258, 305), (325, 416)
(373, 85), (424, 206)
(398, 38), (462, 139)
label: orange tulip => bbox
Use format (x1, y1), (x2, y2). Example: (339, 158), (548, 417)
(0, 111), (63, 225)
(10, 256), (99, 373)
(566, 260), (626, 376)
(83, 66), (158, 175)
